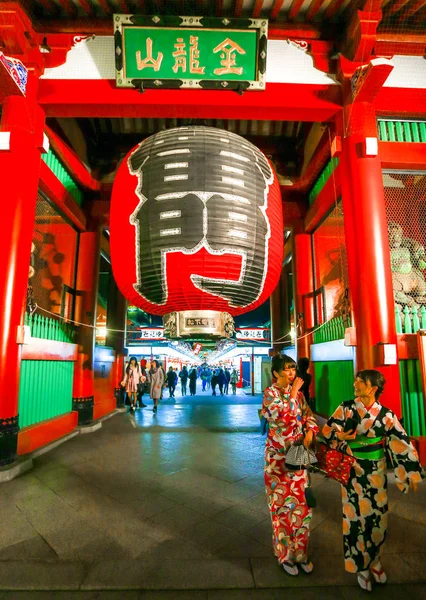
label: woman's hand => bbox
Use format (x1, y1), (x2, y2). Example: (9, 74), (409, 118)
(290, 377), (304, 397)
(336, 429), (357, 441)
(303, 429), (314, 448)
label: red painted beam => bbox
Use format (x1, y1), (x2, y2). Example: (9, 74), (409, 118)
(374, 32), (426, 56)
(380, 141), (426, 170)
(45, 125), (101, 192)
(39, 161), (87, 231)
(37, 80), (342, 121)
(375, 87), (426, 117)
(17, 411), (78, 455)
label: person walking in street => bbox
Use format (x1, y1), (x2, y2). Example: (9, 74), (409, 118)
(201, 366), (210, 392)
(322, 369), (423, 591)
(121, 356), (141, 413)
(149, 360), (165, 413)
(179, 365), (188, 396)
(262, 354), (319, 576)
(230, 368), (238, 395)
(211, 369), (218, 396)
(217, 367), (226, 396)
(137, 363), (149, 408)
(188, 365), (198, 396)
(166, 366), (177, 398)
(224, 367), (231, 394)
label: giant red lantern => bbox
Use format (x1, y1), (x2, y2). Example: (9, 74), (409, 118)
(110, 126), (283, 338)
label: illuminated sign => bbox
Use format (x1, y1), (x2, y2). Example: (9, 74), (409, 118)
(114, 14), (267, 91)
(236, 328), (270, 341)
(138, 328), (165, 339)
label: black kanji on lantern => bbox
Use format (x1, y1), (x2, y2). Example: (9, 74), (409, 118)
(129, 126), (273, 307)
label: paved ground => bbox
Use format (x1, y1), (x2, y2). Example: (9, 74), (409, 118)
(0, 387), (425, 597)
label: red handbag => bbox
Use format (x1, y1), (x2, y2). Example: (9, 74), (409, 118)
(315, 442), (356, 486)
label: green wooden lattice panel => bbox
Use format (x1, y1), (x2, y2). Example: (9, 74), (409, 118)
(377, 119), (426, 143)
(42, 149), (84, 206)
(399, 360), (426, 438)
(18, 360), (74, 428)
(308, 157), (339, 206)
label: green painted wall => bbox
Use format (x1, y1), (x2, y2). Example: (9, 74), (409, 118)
(314, 360), (354, 417)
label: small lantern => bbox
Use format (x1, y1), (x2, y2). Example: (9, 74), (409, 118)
(110, 126), (283, 338)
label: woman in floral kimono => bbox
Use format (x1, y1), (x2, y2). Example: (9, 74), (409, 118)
(262, 354), (319, 576)
(322, 369), (423, 591)
(121, 356), (141, 413)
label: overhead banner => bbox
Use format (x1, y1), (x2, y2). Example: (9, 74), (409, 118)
(114, 14), (267, 91)
(236, 328), (271, 341)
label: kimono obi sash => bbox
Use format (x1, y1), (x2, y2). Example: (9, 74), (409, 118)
(347, 435), (385, 460)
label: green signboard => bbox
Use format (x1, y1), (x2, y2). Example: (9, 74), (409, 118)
(114, 14), (267, 92)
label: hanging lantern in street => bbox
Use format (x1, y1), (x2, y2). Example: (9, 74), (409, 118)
(110, 126), (283, 338)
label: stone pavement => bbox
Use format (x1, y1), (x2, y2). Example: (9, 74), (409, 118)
(0, 387), (425, 597)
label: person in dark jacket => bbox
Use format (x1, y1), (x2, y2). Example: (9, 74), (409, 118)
(217, 368), (227, 396)
(188, 366), (198, 396)
(166, 366), (177, 398)
(211, 369), (219, 396)
(179, 365), (188, 396)
(137, 365), (149, 408)
(224, 368), (231, 394)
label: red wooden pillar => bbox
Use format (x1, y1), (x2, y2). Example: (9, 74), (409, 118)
(293, 233), (315, 360)
(72, 229), (101, 424)
(340, 102), (401, 415)
(0, 90), (45, 465)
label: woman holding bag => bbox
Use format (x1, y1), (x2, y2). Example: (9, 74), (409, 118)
(261, 354), (319, 576)
(322, 369), (423, 591)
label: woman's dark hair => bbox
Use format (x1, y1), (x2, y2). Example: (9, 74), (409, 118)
(297, 357), (310, 373)
(126, 356), (139, 375)
(271, 353), (296, 377)
(356, 369), (386, 399)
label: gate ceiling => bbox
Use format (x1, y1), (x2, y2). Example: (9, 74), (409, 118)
(26, 1), (426, 33)
(75, 117), (304, 181)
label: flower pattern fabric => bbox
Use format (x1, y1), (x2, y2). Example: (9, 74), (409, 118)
(262, 383), (319, 564)
(323, 399), (423, 573)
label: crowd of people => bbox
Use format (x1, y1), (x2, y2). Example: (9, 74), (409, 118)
(120, 358), (240, 413)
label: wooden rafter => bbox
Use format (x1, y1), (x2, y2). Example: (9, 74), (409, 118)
(234, 0), (244, 18)
(96, 0), (112, 15)
(270, 0), (285, 20)
(116, 0), (131, 13)
(253, 0), (264, 18)
(305, 0), (325, 22)
(288, 0), (306, 21)
(215, 0), (224, 17)
(396, 0), (426, 21)
(325, 0), (350, 20)
(387, 0), (412, 16)
(75, 0), (94, 16)
(51, 0), (77, 17)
